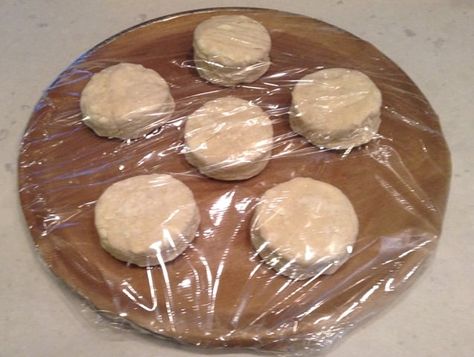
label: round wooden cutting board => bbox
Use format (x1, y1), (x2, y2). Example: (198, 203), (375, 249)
(18, 7), (451, 352)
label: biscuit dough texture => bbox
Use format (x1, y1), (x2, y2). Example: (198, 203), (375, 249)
(290, 68), (382, 149)
(184, 96), (273, 181)
(80, 63), (175, 139)
(95, 174), (200, 267)
(251, 177), (358, 280)
(193, 15), (271, 86)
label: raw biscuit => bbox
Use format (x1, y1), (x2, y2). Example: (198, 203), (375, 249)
(81, 63), (175, 139)
(95, 174), (200, 267)
(290, 68), (382, 149)
(251, 177), (358, 280)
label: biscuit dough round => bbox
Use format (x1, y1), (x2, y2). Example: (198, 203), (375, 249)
(193, 15), (271, 86)
(80, 63), (175, 139)
(184, 96), (273, 181)
(95, 174), (200, 267)
(251, 177), (358, 280)
(290, 68), (382, 149)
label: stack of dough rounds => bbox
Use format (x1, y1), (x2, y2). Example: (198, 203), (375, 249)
(95, 174), (200, 267)
(80, 63), (175, 139)
(193, 15), (271, 86)
(251, 177), (358, 280)
(290, 68), (382, 149)
(184, 96), (273, 181)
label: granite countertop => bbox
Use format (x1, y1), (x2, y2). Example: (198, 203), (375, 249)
(1, 1), (473, 356)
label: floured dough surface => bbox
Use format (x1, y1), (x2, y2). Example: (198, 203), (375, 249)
(290, 68), (382, 149)
(184, 96), (273, 181)
(251, 177), (358, 280)
(193, 15), (271, 86)
(80, 63), (175, 139)
(95, 174), (200, 267)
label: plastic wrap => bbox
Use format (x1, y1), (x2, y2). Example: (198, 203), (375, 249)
(18, 8), (451, 355)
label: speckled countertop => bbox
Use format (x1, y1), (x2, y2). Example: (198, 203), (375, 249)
(1, 1), (473, 356)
